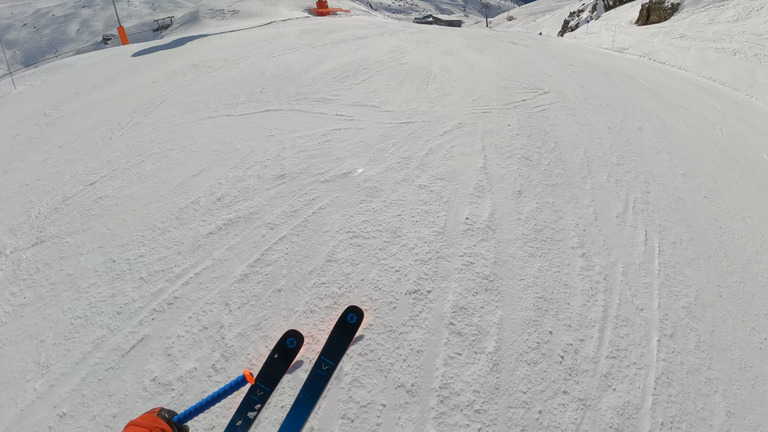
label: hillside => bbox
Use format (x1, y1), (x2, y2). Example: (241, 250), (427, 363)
(499, 0), (768, 106)
(0, 0), (197, 73)
(2, 0), (768, 431)
(0, 0), (511, 74)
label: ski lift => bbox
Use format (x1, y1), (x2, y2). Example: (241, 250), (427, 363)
(153, 16), (174, 32)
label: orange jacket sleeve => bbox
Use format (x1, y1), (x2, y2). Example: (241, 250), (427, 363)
(123, 407), (175, 432)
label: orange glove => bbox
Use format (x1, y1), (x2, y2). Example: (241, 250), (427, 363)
(123, 407), (189, 432)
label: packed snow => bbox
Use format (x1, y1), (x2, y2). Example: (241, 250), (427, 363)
(1, 0), (768, 431)
(499, 0), (768, 106)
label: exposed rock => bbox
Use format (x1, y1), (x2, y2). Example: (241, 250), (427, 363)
(636, 0), (680, 26)
(601, 0), (637, 12)
(558, 0), (637, 37)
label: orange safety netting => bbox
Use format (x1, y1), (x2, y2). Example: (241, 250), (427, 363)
(310, 8), (351, 13)
(310, 0), (350, 16)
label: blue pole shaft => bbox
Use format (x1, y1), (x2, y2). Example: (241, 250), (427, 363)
(174, 371), (253, 425)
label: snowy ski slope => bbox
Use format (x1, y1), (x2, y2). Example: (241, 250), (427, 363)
(499, 0), (768, 106)
(1, 0), (768, 431)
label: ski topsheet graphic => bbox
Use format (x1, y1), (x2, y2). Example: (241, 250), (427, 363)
(278, 305), (364, 432)
(224, 329), (304, 432)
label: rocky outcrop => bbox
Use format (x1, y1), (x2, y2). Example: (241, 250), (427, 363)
(601, 0), (638, 11)
(557, 2), (596, 37)
(558, 0), (637, 37)
(635, 0), (681, 26)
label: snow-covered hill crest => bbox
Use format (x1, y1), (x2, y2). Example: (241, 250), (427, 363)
(363, 0), (524, 18)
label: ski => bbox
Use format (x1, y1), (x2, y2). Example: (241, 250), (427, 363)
(223, 329), (304, 432)
(277, 305), (364, 432)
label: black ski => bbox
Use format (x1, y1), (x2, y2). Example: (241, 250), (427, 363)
(277, 305), (364, 432)
(224, 329), (304, 432)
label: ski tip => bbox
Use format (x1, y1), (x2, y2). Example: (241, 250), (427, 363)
(282, 329), (305, 350)
(341, 305), (364, 327)
(284, 328), (304, 337)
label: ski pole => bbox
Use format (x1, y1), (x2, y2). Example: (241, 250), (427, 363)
(174, 370), (256, 426)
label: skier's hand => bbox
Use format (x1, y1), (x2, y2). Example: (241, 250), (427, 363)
(122, 407), (190, 432)
(155, 408), (190, 432)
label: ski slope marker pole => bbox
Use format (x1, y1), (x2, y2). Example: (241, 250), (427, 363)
(174, 370), (256, 426)
(111, 0), (130, 45)
(0, 38), (15, 90)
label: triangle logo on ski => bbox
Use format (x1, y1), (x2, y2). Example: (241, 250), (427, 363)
(224, 329), (304, 432)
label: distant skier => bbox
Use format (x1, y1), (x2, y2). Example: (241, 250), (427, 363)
(123, 407), (189, 432)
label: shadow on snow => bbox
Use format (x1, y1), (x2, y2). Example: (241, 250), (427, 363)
(131, 16), (308, 57)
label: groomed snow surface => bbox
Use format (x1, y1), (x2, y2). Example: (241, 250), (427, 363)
(1, 0), (768, 431)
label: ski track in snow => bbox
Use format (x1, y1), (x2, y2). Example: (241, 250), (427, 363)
(2, 3), (768, 432)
